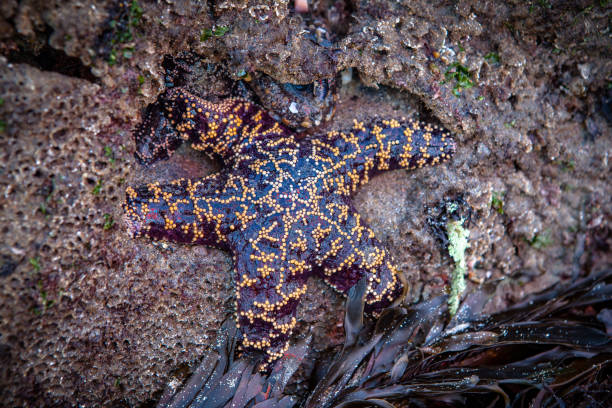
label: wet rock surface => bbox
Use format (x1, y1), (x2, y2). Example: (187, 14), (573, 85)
(0, 0), (610, 405)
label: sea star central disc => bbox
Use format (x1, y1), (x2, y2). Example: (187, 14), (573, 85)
(123, 87), (455, 363)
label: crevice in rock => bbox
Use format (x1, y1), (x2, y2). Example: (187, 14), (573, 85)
(4, 28), (98, 83)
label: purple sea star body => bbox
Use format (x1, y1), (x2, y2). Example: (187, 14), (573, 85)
(123, 87), (455, 363)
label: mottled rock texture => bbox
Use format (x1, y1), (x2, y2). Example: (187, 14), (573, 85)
(0, 0), (610, 405)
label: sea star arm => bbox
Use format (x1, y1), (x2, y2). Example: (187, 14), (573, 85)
(313, 194), (406, 313)
(123, 172), (249, 249)
(134, 88), (293, 165)
(316, 118), (455, 193)
(232, 237), (310, 364)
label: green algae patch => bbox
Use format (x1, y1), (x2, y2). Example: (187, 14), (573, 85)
(446, 218), (470, 316)
(427, 197), (473, 317)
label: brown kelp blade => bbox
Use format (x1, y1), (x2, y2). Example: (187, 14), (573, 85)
(157, 318), (310, 408)
(306, 268), (612, 408)
(157, 268), (611, 408)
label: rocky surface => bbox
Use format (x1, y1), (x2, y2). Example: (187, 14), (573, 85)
(0, 0), (610, 405)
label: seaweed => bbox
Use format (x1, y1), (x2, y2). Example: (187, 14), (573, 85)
(157, 320), (310, 408)
(305, 268), (612, 408)
(157, 268), (612, 407)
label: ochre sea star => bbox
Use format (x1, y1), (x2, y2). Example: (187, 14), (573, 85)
(123, 87), (455, 364)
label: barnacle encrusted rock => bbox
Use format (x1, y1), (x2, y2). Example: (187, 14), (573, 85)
(1, 0), (611, 405)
